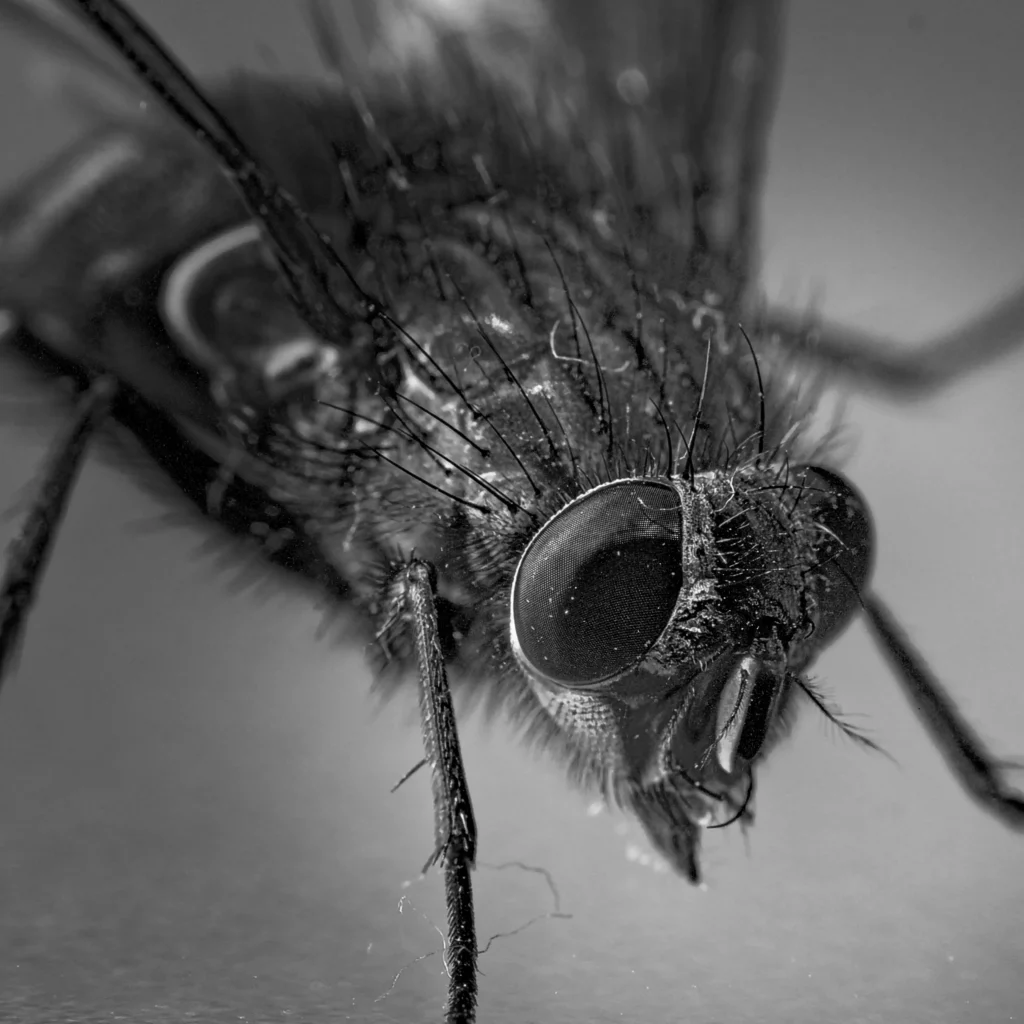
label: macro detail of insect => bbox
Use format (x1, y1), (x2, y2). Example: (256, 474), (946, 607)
(2, 1), (1024, 1022)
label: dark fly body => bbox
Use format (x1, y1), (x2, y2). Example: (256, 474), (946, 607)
(1, 2), (1023, 1022)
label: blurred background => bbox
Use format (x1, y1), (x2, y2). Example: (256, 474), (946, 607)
(1, 2), (1023, 1022)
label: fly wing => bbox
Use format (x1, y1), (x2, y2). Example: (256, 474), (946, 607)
(540, 0), (785, 306)
(370, 0), (784, 309)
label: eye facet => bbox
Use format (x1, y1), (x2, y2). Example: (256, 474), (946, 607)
(511, 479), (684, 688)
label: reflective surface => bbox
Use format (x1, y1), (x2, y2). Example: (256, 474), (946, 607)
(1, 3), (1023, 1022)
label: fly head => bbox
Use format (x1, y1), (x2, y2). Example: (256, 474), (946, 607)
(509, 463), (873, 879)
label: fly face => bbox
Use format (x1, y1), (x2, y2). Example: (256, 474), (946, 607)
(1, 3), (1023, 1023)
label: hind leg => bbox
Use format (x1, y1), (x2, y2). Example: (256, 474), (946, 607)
(763, 282), (1024, 396)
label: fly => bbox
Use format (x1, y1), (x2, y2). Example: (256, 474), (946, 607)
(1, 2), (1023, 1022)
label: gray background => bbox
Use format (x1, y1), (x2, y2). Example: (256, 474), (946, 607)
(1, 2), (1023, 1022)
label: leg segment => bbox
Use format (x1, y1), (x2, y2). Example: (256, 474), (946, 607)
(764, 283), (1024, 396)
(386, 559), (478, 1023)
(864, 592), (1024, 829)
(0, 375), (115, 692)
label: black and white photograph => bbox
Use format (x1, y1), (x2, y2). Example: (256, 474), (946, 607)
(1, 3), (1022, 1022)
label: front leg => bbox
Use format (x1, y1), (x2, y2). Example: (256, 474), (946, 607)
(381, 559), (478, 1023)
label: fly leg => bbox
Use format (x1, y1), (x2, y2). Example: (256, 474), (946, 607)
(382, 559), (478, 1024)
(762, 282), (1024, 396)
(0, 373), (116, 692)
(864, 593), (1024, 830)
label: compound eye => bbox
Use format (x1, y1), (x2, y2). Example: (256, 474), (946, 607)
(511, 480), (683, 687)
(797, 465), (875, 645)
